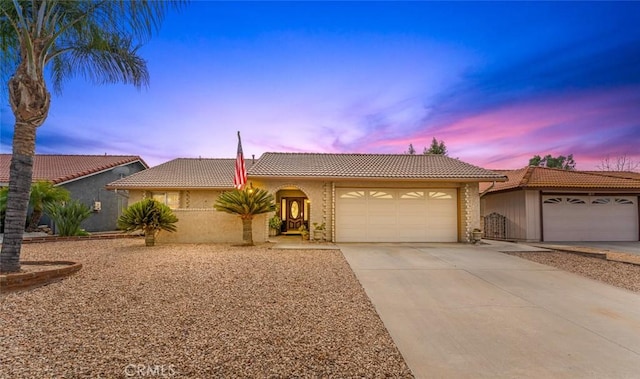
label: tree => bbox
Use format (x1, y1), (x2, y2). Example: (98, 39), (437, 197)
(424, 137), (447, 155)
(117, 199), (178, 247)
(214, 188), (276, 246)
(597, 154), (640, 172)
(26, 181), (70, 231)
(0, 1), (183, 272)
(529, 154), (576, 170)
(405, 144), (416, 155)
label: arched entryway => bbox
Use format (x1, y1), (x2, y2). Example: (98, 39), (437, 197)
(275, 187), (309, 234)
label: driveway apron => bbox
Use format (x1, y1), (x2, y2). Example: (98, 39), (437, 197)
(339, 243), (640, 379)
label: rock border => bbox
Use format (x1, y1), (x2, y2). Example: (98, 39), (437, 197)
(1, 261), (82, 293)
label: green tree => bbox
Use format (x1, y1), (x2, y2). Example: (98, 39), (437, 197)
(26, 181), (70, 231)
(424, 137), (448, 155)
(529, 154), (576, 170)
(45, 200), (91, 236)
(214, 188), (276, 246)
(117, 198), (178, 247)
(0, 0), (183, 272)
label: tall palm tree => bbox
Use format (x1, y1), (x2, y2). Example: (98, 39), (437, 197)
(26, 181), (70, 231)
(0, 0), (183, 272)
(214, 188), (276, 246)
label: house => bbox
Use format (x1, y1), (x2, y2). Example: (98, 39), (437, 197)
(0, 154), (148, 232)
(107, 153), (505, 244)
(480, 166), (640, 242)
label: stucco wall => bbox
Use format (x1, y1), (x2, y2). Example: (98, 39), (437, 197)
(56, 161), (146, 232)
(126, 179), (483, 244)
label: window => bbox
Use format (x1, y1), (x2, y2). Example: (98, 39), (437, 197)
(429, 191), (453, 200)
(615, 198), (634, 205)
(400, 191), (424, 199)
(340, 191), (365, 199)
(592, 198), (610, 205)
(543, 198), (562, 204)
(369, 191), (393, 199)
(152, 192), (180, 209)
(566, 198), (586, 204)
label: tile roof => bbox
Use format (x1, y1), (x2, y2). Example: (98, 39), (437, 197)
(0, 154), (147, 185)
(482, 166), (640, 193)
(248, 153), (506, 180)
(107, 158), (236, 189)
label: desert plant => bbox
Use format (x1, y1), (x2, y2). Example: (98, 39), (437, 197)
(214, 188), (276, 245)
(117, 199), (178, 246)
(45, 200), (92, 236)
(27, 181), (71, 231)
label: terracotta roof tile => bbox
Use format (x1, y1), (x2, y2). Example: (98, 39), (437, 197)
(248, 153), (505, 180)
(107, 158), (236, 189)
(0, 154), (147, 185)
(482, 166), (640, 193)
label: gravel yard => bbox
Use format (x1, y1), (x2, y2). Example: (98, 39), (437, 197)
(0, 239), (413, 378)
(505, 251), (640, 293)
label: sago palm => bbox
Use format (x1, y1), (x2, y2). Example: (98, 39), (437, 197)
(27, 181), (70, 231)
(0, 0), (184, 272)
(117, 198), (178, 247)
(214, 188), (276, 246)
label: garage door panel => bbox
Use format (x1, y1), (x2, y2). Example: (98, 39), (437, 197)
(336, 188), (458, 242)
(543, 196), (638, 241)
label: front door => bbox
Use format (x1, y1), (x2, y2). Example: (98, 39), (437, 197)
(284, 197), (305, 232)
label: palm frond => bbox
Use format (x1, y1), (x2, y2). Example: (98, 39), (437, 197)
(214, 188), (276, 219)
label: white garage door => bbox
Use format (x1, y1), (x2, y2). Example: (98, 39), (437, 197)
(542, 195), (639, 241)
(336, 188), (458, 242)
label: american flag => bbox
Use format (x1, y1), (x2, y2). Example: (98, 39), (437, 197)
(233, 131), (247, 189)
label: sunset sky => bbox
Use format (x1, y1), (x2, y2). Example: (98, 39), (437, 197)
(1, 1), (639, 169)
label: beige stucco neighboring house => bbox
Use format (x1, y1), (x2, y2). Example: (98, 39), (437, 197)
(107, 152), (505, 244)
(480, 166), (640, 242)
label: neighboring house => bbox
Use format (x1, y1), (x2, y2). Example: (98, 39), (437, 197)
(107, 153), (505, 244)
(480, 166), (640, 242)
(0, 154), (148, 232)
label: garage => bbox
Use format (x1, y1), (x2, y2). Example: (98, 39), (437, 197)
(335, 188), (458, 242)
(542, 195), (639, 241)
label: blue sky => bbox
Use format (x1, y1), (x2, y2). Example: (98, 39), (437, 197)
(1, 1), (639, 169)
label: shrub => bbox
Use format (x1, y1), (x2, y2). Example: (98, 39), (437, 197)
(118, 199), (178, 246)
(45, 200), (92, 236)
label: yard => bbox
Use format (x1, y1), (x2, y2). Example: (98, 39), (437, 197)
(0, 240), (413, 378)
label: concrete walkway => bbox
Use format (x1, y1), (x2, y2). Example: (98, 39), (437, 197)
(340, 242), (640, 379)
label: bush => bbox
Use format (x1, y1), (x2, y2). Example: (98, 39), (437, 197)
(117, 199), (178, 246)
(45, 200), (92, 236)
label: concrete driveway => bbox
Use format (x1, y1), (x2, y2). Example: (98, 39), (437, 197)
(339, 242), (640, 379)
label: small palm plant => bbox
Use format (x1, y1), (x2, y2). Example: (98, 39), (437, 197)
(214, 188), (276, 246)
(45, 200), (92, 236)
(117, 199), (178, 246)
(27, 181), (71, 231)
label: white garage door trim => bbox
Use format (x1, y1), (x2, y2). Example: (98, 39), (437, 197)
(542, 195), (639, 241)
(336, 188), (458, 242)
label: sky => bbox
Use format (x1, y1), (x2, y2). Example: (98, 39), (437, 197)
(1, 1), (639, 170)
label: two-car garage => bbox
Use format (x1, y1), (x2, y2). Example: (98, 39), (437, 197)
(542, 195), (639, 242)
(335, 188), (458, 242)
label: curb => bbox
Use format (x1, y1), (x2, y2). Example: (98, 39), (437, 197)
(1, 261), (82, 293)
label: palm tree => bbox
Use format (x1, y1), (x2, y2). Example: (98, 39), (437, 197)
(26, 181), (70, 231)
(0, 1), (183, 272)
(117, 198), (178, 247)
(214, 188), (276, 246)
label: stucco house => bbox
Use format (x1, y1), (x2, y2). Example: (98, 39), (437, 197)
(480, 166), (640, 242)
(107, 152), (505, 244)
(0, 154), (148, 232)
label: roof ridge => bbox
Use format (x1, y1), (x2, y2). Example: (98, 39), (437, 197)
(263, 152), (455, 157)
